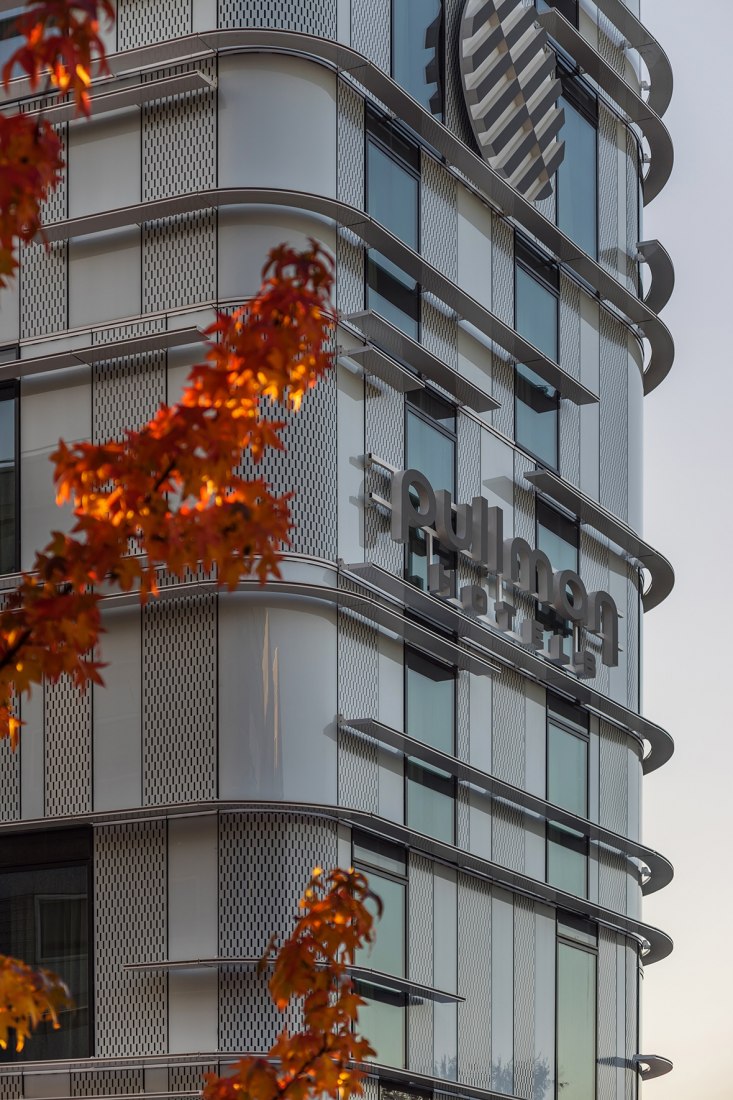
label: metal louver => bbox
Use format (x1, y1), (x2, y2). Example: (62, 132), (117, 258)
(459, 0), (566, 201)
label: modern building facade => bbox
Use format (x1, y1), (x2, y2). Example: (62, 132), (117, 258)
(0, 2), (675, 1100)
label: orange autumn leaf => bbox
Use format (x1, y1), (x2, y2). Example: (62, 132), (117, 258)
(0, 955), (72, 1053)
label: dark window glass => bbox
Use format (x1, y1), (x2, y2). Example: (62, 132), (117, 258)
(0, 831), (91, 1061)
(0, 383), (17, 575)
(406, 759), (455, 843)
(536, 0), (578, 26)
(0, 9), (23, 71)
(366, 116), (420, 339)
(405, 390), (456, 591)
(515, 250), (559, 467)
(353, 832), (407, 878)
(547, 703), (588, 897)
(557, 96), (598, 258)
(556, 941), (596, 1099)
(392, 0), (444, 117)
(405, 649), (454, 754)
(536, 500), (579, 643)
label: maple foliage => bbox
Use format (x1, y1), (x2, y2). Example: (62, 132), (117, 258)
(0, 1), (113, 283)
(204, 868), (379, 1100)
(0, 955), (72, 1053)
(0, 241), (336, 747)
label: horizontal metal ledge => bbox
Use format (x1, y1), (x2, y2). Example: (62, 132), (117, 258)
(593, 0), (673, 118)
(340, 344), (425, 395)
(0, 799), (672, 964)
(342, 562), (673, 775)
(38, 186), (596, 407)
(538, 9), (673, 204)
(524, 468), (674, 612)
(638, 238), (675, 315)
(26, 71), (215, 125)
(2, 326), (206, 383)
(634, 1054), (674, 1080)
(350, 967), (463, 1004)
(344, 310), (500, 413)
(341, 717), (673, 895)
(21, 28), (674, 396)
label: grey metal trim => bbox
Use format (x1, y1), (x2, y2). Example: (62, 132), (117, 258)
(7, 29), (674, 394)
(3, 327), (206, 384)
(340, 345), (425, 396)
(26, 71), (215, 125)
(343, 310), (500, 412)
(0, 800), (672, 963)
(523, 468), (674, 611)
(592, 0), (673, 118)
(341, 562), (673, 775)
(349, 967), (464, 1004)
(40, 187), (597, 407)
(634, 1055), (674, 1080)
(538, 8), (673, 203)
(637, 238), (675, 315)
(340, 717), (672, 895)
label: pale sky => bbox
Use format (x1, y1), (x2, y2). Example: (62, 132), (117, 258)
(640, 2), (730, 1096)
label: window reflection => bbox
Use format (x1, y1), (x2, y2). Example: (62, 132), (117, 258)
(392, 0), (444, 117)
(557, 89), (598, 258)
(514, 246), (559, 468)
(405, 649), (456, 844)
(405, 390), (456, 591)
(0, 385), (17, 575)
(357, 984), (406, 1067)
(536, 500), (579, 647)
(556, 938), (597, 1099)
(546, 699), (589, 898)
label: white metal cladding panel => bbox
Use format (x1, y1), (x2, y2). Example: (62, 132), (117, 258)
(457, 411), (481, 501)
(143, 211), (216, 312)
(579, 531), (610, 697)
(92, 319), (167, 441)
(559, 276), (581, 487)
(513, 452), (536, 637)
(445, 0), (474, 147)
(0, 734), (19, 821)
(626, 566), (639, 710)
(237, 372), (338, 559)
(492, 670), (526, 873)
(408, 852), (434, 1074)
(337, 602), (380, 813)
(94, 821), (167, 1056)
(457, 872), (492, 1089)
(456, 671), (471, 848)
(19, 241), (67, 339)
(365, 383), (404, 573)
(142, 594), (217, 805)
(44, 675), (92, 816)
(118, 0), (191, 47)
(218, 813), (338, 1050)
(599, 721), (628, 835)
(143, 62), (217, 202)
(422, 301), (458, 376)
(597, 928), (617, 1100)
(513, 896), (535, 1100)
(597, 12), (626, 75)
(534, 186), (556, 226)
(492, 215), (514, 325)
(598, 849), (627, 914)
(70, 1069), (143, 1096)
(218, 0), (335, 34)
(337, 84), (365, 314)
(0, 1075), (21, 1099)
(625, 130), (639, 293)
(625, 945), (638, 1100)
(599, 310), (629, 521)
(168, 1065), (216, 1100)
(598, 105), (619, 279)
(351, 0), (389, 72)
(422, 154), (458, 280)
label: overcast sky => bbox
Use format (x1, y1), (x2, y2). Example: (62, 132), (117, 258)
(639, 2), (730, 1096)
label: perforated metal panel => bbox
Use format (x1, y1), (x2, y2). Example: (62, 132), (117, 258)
(597, 12), (626, 75)
(625, 130), (640, 293)
(408, 852), (434, 1074)
(218, 0), (335, 35)
(597, 929), (617, 1100)
(599, 721), (628, 836)
(70, 1069), (143, 1096)
(599, 849), (627, 914)
(513, 453), (536, 637)
(422, 154), (458, 280)
(456, 670), (471, 849)
(580, 531), (610, 697)
(337, 84), (366, 314)
(0, 733), (19, 821)
(626, 566), (640, 711)
(457, 873), (491, 1089)
(598, 105), (619, 279)
(351, 0), (390, 72)
(513, 896), (535, 1100)
(143, 212), (216, 312)
(0, 1075), (21, 1100)
(143, 62), (217, 202)
(95, 821), (167, 1056)
(492, 670), (525, 873)
(169, 1065), (216, 1100)
(239, 374), (338, 559)
(44, 675), (92, 816)
(599, 310), (629, 521)
(19, 241), (67, 339)
(218, 813), (337, 1051)
(365, 383), (404, 573)
(444, 0), (474, 147)
(338, 599), (380, 813)
(625, 945), (638, 1100)
(92, 320), (167, 442)
(143, 594), (217, 805)
(118, 0), (191, 48)
(491, 216), (515, 439)
(559, 275), (580, 487)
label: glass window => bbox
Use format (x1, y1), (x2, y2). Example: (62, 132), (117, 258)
(358, 984), (406, 1067)
(406, 759), (455, 843)
(0, 382), (17, 575)
(0, 9), (23, 71)
(404, 649), (455, 844)
(536, 500), (579, 644)
(556, 939), (597, 1100)
(405, 390), (456, 591)
(547, 700), (588, 898)
(366, 113), (420, 339)
(355, 869), (406, 977)
(557, 87), (598, 258)
(0, 829), (91, 1061)
(536, 0), (578, 26)
(392, 0), (444, 117)
(515, 245), (559, 468)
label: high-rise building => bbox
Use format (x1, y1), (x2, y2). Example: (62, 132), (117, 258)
(0, 2), (675, 1099)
